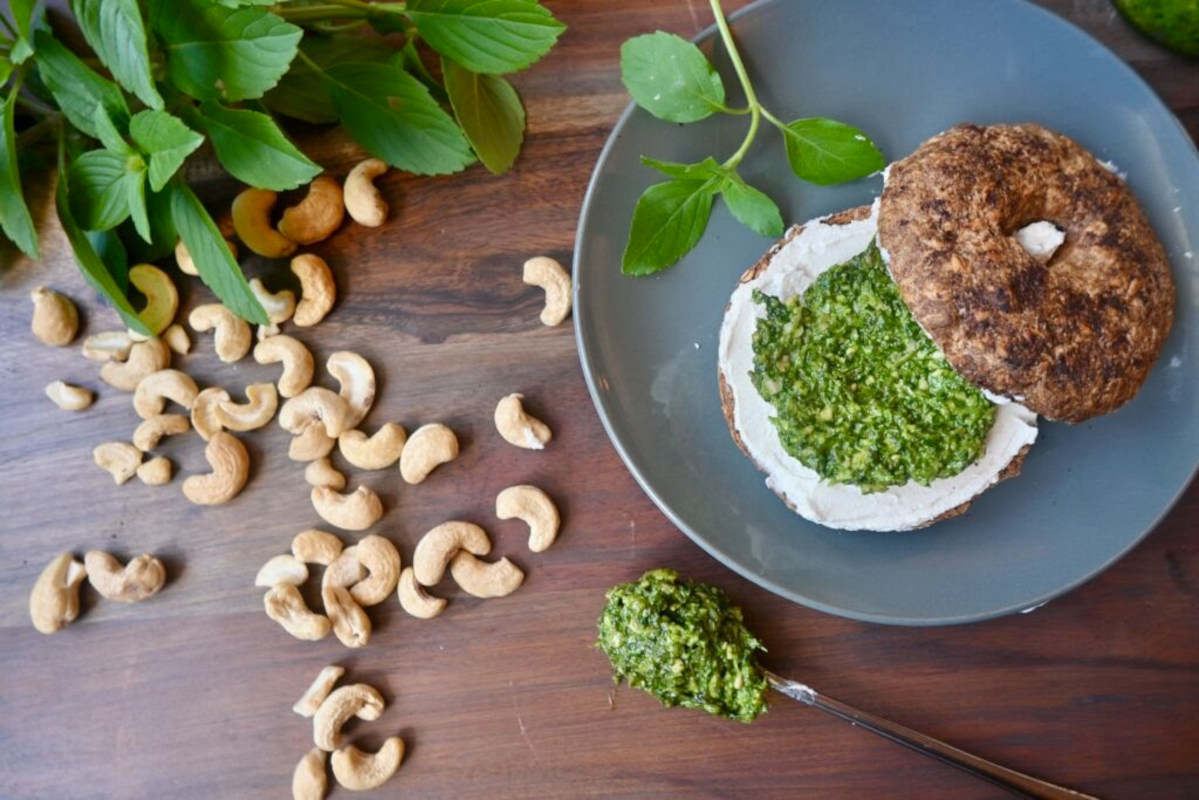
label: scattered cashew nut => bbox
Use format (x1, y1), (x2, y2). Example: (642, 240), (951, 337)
(398, 423), (458, 484)
(249, 278), (296, 325)
(280, 387), (352, 438)
(305, 457), (346, 490)
(162, 323), (191, 355)
(293, 665), (346, 718)
(255, 554), (309, 588)
(523, 256), (572, 326)
(254, 334), (314, 398)
(129, 264), (179, 334)
(313, 684), (385, 751)
(290, 426), (337, 462)
(189, 304), (252, 363)
(232, 187), (297, 258)
(291, 254), (337, 327)
(94, 441), (143, 484)
(412, 521), (491, 586)
(279, 175), (345, 245)
(182, 431), (250, 505)
(264, 583), (331, 641)
(133, 369), (199, 420)
(331, 737), (405, 791)
(84, 551), (166, 603)
(101, 338), (170, 391)
(450, 552), (525, 598)
(215, 382), (278, 432)
(292, 529), (344, 566)
(345, 535), (401, 607)
(397, 566), (447, 619)
(292, 748), (328, 800)
(133, 413), (190, 452)
(30, 286), (79, 346)
(322, 584), (372, 648)
(311, 485), (383, 531)
(191, 387), (232, 441)
(45, 380), (94, 411)
(326, 351), (375, 428)
(136, 456), (173, 485)
(82, 330), (134, 362)
(343, 158), (389, 227)
(29, 553), (88, 634)
(497, 485), (561, 552)
(495, 393), (552, 449)
(339, 424), (405, 470)
(324, 546), (367, 590)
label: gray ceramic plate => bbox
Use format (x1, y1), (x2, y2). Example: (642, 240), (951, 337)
(573, 0), (1199, 625)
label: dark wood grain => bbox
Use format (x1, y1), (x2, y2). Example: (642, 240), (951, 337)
(2, 1), (1197, 798)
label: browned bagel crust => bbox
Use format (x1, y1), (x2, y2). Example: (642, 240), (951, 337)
(878, 123), (1174, 423)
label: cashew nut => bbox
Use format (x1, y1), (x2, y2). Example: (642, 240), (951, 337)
(523, 256), (572, 326)
(255, 554), (309, 588)
(313, 683), (385, 752)
(249, 278), (296, 325)
(175, 237), (236, 277)
(254, 335), (314, 398)
(82, 330), (134, 362)
(397, 566), (447, 619)
(495, 393), (552, 449)
(136, 456), (173, 485)
(293, 529), (344, 566)
(29, 553), (88, 634)
(133, 413), (190, 452)
(84, 551), (166, 603)
(412, 521), (491, 586)
(398, 423), (459, 484)
(292, 748), (328, 800)
(191, 387), (232, 441)
(293, 665), (346, 718)
(189, 303), (253, 363)
(339, 424), (404, 471)
(182, 431), (250, 505)
(311, 485), (383, 531)
(162, 323), (191, 355)
(279, 175), (345, 244)
(326, 352), (375, 428)
(264, 583), (331, 641)
(331, 737), (405, 792)
(324, 546), (367, 590)
(129, 264), (179, 334)
(496, 485), (561, 552)
(232, 187), (297, 258)
(133, 369), (199, 420)
(346, 535), (401, 607)
(215, 382), (278, 432)
(45, 380), (94, 411)
(94, 441), (143, 484)
(291, 254), (336, 327)
(280, 387), (352, 439)
(450, 552), (525, 598)
(289, 428), (335, 463)
(305, 457), (346, 490)
(343, 158), (389, 227)
(101, 338), (170, 391)
(30, 286), (79, 346)
(322, 584), (371, 649)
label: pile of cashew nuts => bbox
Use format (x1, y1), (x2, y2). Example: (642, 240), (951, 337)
(29, 551), (168, 634)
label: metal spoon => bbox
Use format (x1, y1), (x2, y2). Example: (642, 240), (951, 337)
(764, 670), (1099, 800)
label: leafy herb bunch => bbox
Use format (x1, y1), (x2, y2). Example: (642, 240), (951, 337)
(619, 0), (882, 276)
(0, 0), (565, 333)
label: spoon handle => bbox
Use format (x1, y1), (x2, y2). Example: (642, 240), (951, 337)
(763, 670), (1098, 800)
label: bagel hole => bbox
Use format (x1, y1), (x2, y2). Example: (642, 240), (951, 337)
(1013, 221), (1065, 263)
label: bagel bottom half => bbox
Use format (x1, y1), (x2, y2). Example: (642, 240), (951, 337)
(717, 203), (1038, 532)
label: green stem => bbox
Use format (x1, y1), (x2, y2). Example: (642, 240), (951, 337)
(711, 0), (760, 169)
(15, 93), (56, 117)
(759, 106), (789, 130)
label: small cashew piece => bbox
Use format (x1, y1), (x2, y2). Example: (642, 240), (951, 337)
(136, 456), (173, 485)
(450, 553), (525, 598)
(305, 457), (346, 490)
(324, 546), (367, 590)
(30, 286), (79, 346)
(293, 529), (344, 566)
(331, 737), (405, 792)
(232, 187), (297, 258)
(45, 381), (94, 411)
(94, 441), (143, 484)
(495, 393), (552, 449)
(345, 535), (401, 607)
(189, 304), (253, 363)
(129, 264), (179, 334)
(412, 521), (491, 586)
(175, 237), (236, 277)
(249, 278), (296, 325)
(292, 748), (328, 800)
(322, 584), (372, 648)
(162, 323), (191, 355)
(291, 254), (337, 327)
(293, 665), (346, 718)
(191, 387), (232, 441)
(133, 369), (199, 420)
(255, 554), (309, 588)
(265, 583), (331, 641)
(82, 330), (134, 362)
(497, 485), (561, 553)
(398, 423), (459, 484)
(311, 485), (383, 531)
(215, 382), (278, 432)
(313, 684), (385, 752)
(101, 338), (171, 391)
(29, 553), (88, 634)
(84, 551), (166, 603)
(182, 431), (250, 505)
(133, 413), (191, 452)
(343, 158), (389, 227)
(523, 256), (572, 326)
(339, 424), (405, 471)
(326, 352), (375, 428)
(397, 566), (447, 619)
(280, 387), (352, 438)
(290, 426), (337, 462)
(279, 175), (345, 244)
(254, 335), (314, 398)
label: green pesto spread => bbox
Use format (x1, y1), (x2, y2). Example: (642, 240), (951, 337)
(597, 569), (768, 723)
(750, 241), (995, 493)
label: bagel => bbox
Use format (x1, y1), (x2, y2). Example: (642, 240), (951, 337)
(878, 123), (1175, 422)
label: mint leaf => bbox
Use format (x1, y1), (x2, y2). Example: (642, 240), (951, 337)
(32, 30), (130, 139)
(443, 58), (524, 175)
(70, 0), (163, 110)
(405, 0), (565, 75)
(130, 110), (205, 191)
(621, 178), (721, 276)
(0, 58), (13, 87)
(124, 168), (152, 242)
(215, 0), (277, 6)
(67, 149), (134, 232)
(401, 42), (449, 104)
(779, 117), (884, 186)
(9, 0), (37, 63)
(621, 32), (725, 123)
(264, 35), (395, 124)
(191, 102), (320, 191)
(121, 184), (179, 263)
(722, 174), (783, 237)
(149, 0), (302, 102)
(641, 155), (726, 181)
(92, 106), (135, 156)
(86, 230), (129, 292)
(0, 87), (38, 258)
(323, 62), (474, 176)
(169, 181), (269, 325)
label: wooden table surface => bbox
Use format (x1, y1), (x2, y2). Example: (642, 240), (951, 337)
(3, 1), (1197, 798)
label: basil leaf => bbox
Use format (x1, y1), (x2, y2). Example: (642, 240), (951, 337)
(621, 178), (720, 276)
(120, 184), (179, 263)
(641, 155), (725, 181)
(191, 102), (320, 191)
(92, 106), (135, 156)
(621, 32), (725, 123)
(264, 35), (395, 124)
(0, 86), (38, 258)
(443, 58), (524, 175)
(31, 30), (130, 139)
(9, 0), (37, 63)
(0, 58), (12, 87)
(215, 0), (277, 6)
(124, 168), (152, 242)
(722, 174), (783, 238)
(85, 229), (129, 292)
(323, 62), (474, 176)
(169, 181), (269, 325)
(67, 149), (134, 232)
(69, 0), (163, 110)
(129, 110), (205, 191)
(779, 117), (884, 186)
(149, 0), (302, 102)
(400, 41), (449, 104)
(405, 0), (565, 75)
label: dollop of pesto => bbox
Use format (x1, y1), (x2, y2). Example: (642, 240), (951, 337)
(751, 241), (995, 493)
(1113, 0), (1199, 56)
(597, 568), (768, 723)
